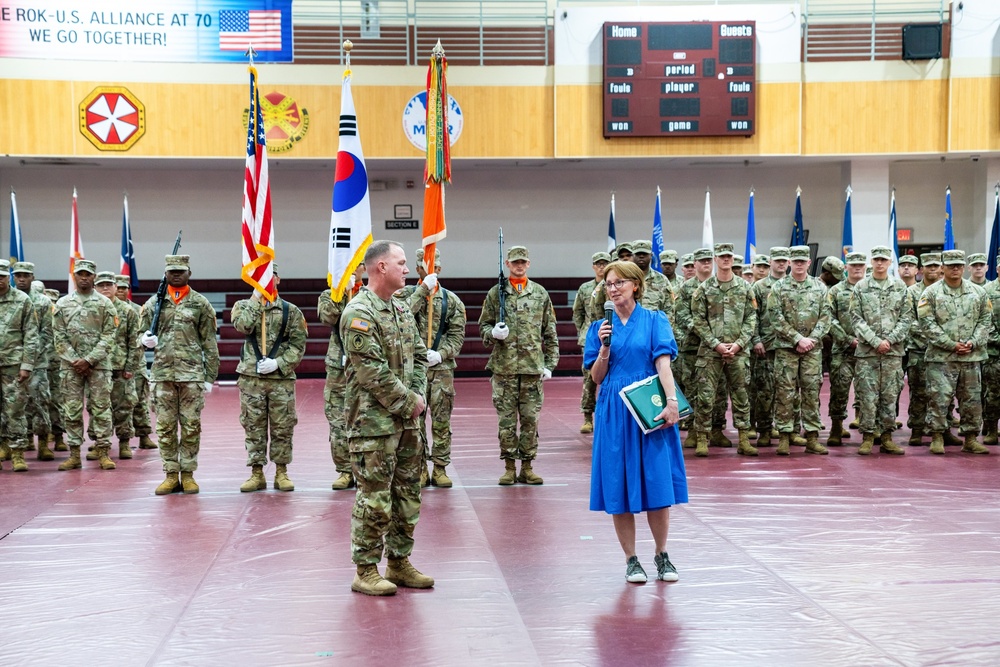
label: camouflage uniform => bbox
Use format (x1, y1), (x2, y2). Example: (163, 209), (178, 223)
(341, 287), (428, 566)
(43, 290), (65, 444)
(14, 268), (54, 441)
(107, 294), (142, 441)
(573, 276), (601, 419)
(982, 276), (1000, 441)
(0, 267), (39, 456)
(826, 276), (859, 426)
(231, 294), (307, 467)
(905, 265), (939, 435)
(319, 286), (361, 478)
(124, 292), (154, 442)
(750, 273), (781, 434)
(139, 272), (220, 474)
(642, 268), (675, 317)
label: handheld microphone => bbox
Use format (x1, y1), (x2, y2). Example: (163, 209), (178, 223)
(603, 300), (614, 346)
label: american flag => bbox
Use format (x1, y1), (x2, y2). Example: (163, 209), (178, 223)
(219, 10), (282, 51)
(240, 67), (276, 301)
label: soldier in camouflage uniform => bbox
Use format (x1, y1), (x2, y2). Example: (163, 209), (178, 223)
(690, 243), (758, 457)
(631, 240), (674, 316)
(917, 250), (992, 455)
(408, 249), (467, 488)
(768, 246), (831, 456)
(139, 255), (220, 494)
(52, 260), (117, 471)
(732, 254), (744, 277)
(116, 275), (157, 450)
(751, 247), (790, 444)
(11, 262), (54, 460)
(898, 254), (919, 288)
(232, 266), (307, 492)
(967, 253), (989, 287)
(94, 272), (142, 460)
(752, 254), (770, 283)
(659, 249), (683, 292)
(0, 259), (39, 472)
(614, 242), (634, 262)
(573, 252), (611, 434)
(42, 287), (67, 452)
(820, 256), (845, 289)
(982, 255), (1000, 445)
(905, 253), (943, 445)
(681, 253), (696, 280)
(849, 247), (913, 455)
(320, 263), (365, 491)
(826, 252), (866, 446)
(747, 254), (770, 428)
(479, 245), (559, 486)
(341, 240), (431, 597)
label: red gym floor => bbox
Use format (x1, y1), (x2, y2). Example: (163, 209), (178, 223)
(1, 378), (998, 666)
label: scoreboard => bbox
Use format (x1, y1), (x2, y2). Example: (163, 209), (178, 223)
(602, 21), (757, 138)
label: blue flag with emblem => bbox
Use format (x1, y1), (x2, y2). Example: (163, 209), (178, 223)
(651, 187), (664, 272)
(988, 185), (999, 282)
(944, 186), (955, 250)
(841, 186), (853, 260)
(9, 189), (24, 269)
(607, 193), (617, 253)
(790, 188), (805, 247)
(745, 189), (757, 263)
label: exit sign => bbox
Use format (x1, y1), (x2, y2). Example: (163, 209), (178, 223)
(896, 228), (913, 242)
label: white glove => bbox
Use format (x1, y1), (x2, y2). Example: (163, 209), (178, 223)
(348, 274), (357, 290)
(203, 382), (214, 393)
(422, 273), (438, 291)
(257, 357), (279, 374)
(141, 332), (158, 349)
(491, 322), (509, 341)
(427, 350), (442, 366)
(542, 368), (552, 381)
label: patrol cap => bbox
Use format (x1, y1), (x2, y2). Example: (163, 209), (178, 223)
(507, 246), (529, 262)
(0, 259), (9, 273)
(659, 249), (678, 264)
(920, 252), (942, 266)
(74, 259), (97, 275)
(693, 248), (713, 261)
(631, 240), (653, 254)
(44, 288), (60, 302)
(614, 242), (633, 257)
(681, 253), (695, 266)
(845, 252), (867, 265)
(271, 262), (279, 276)
(822, 256), (845, 273)
(11, 261), (35, 274)
(742, 265), (754, 275)
(591, 251), (612, 264)
(714, 243), (735, 257)
(769, 246), (791, 261)
(165, 255), (190, 272)
(415, 247), (441, 262)
(753, 254), (771, 266)
(967, 252), (987, 265)
(95, 271), (116, 285)
(941, 249), (966, 265)
(898, 255), (918, 266)
(789, 245), (811, 260)
(870, 246), (893, 260)
(115, 274), (131, 288)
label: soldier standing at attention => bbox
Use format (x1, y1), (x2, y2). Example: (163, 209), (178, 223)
(231, 265), (307, 492)
(751, 247), (790, 445)
(95, 272), (142, 460)
(631, 240), (674, 314)
(659, 250), (683, 292)
(11, 262), (54, 460)
(408, 249), (467, 488)
(751, 254), (770, 283)
(826, 252), (866, 446)
(52, 259), (116, 471)
(614, 243), (634, 263)
(849, 247), (914, 455)
(819, 256), (845, 289)
(673, 248), (715, 444)
(981, 255), (1000, 445)
(898, 255), (919, 287)
(341, 240), (430, 596)
(573, 252), (611, 434)
(690, 243), (758, 457)
(768, 246), (831, 456)
(479, 245), (559, 485)
(905, 253), (944, 446)
(320, 262), (365, 491)
(918, 250), (992, 455)
(116, 275), (157, 451)
(139, 255), (220, 494)
(42, 288), (67, 453)
(967, 253), (989, 287)
(0, 259), (39, 472)
(680, 254), (696, 281)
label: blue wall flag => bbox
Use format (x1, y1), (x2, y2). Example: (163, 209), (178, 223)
(888, 190), (900, 277)
(607, 194), (617, 253)
(944, 187), (955, 250)
(119, 194), (139, 295)
(745, 189), (757, 263)
(9, 189), (24, 266)
(790, 188), (805, 246)
(841, 186), (854, 260)
(988, 185), (999, 282)
(651, 187), (664, 272)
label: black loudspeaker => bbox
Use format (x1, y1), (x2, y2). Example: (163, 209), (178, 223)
(902, 23), (942, 60)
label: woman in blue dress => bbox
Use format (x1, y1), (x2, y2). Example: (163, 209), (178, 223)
(584, 260), (688, 584)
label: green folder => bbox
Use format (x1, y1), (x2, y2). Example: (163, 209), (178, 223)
(618, 375), (692, 434)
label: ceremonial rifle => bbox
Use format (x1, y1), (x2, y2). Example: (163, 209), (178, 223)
(148, 230), (183, 335)
(497, 227), (506, 323)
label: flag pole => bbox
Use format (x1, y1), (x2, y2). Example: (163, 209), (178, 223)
(244, 42), (268, 349)
(422, 39), (450, 348)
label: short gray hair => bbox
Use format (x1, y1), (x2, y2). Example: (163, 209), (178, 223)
(364, 240), (403, 265)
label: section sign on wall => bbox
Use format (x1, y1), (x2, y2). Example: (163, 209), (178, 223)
(603, 21), (756, 138)
(0, 0), (293, 62)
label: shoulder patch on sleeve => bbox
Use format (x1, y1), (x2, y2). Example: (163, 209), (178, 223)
(349, 318), (371, 333)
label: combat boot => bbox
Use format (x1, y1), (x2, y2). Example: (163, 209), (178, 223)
(180, 471), (199, 494)
(498, 460), (517, 486)
(155, 471), (180, 495)
(839, 424), (852, 439)
(351, 564), (397, 596)
(580, 412), (594, 434)
(737, 430), (758, 457)
(879, 431), (905, 455)
(943, 429), (963, 447)
(982, 422), (998, 445)
(37, 437), (55, 461)
(420, 465), (430, 488)
(683, 430), (696, 448)
(961, 434), (989, 455)
(791, 433), (808, 447)
(827, 420), (844, 446)
(858, 433), (875, 456)
(240, 465), (267, 492)
(97, 447), (116, 470)
(386, 557), (435, 589)
(804, 431), (828, 455)
(710, 429), (733, 447)
(86, 446), (99, 461)
(756, 430), (772, 446)
(1, 442), (12, 461)
(517, 460), (543, 485)
(52, 434), (68, 451)
(929, 432), (945, 455)
(694, 432), (709, 457)
(431, 465), (453, 488)
(331, 472), (355, 490)
(848, 418), (860, 430)
(24, 438), (35, 452)
(908, 428), (926, 446)
(11, 449), (28, 472)
(776, 433), (790, 456)
(274, 464), (295, 491)
(138, 435), (157, 449)
(58, 446), (82, 471)
(118, 438), (133, 460)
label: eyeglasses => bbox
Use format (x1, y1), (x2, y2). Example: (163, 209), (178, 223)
(606, 279), (631, 291)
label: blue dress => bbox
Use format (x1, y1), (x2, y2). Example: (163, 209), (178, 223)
(584, 305), (689, 514)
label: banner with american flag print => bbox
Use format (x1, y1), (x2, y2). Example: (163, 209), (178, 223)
(240, 65), (276, 302)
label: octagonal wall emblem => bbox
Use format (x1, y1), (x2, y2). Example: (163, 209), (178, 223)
(79, 87), (146, 152)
